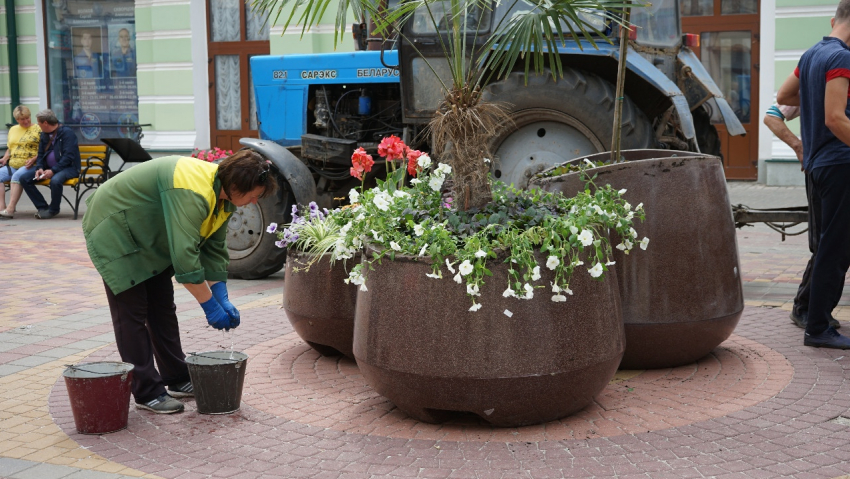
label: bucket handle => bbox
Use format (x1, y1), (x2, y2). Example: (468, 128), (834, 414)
(64, 364), (131, 381)
(186, 351), (243, 365)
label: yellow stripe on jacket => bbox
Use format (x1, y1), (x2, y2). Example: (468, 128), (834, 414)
(172, 158), (228, 239)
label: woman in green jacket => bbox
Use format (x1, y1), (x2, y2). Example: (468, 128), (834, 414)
(82, 150), (277, 414)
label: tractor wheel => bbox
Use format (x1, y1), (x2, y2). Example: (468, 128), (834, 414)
(693, 105), (721, 158)
(227, 174), (294, 279)
(483, 67), (654, 189)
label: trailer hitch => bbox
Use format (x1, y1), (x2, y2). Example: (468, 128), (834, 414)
(731, 204), (808, 241)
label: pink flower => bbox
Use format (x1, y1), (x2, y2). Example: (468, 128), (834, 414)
(407, 149), (424, 177)
(378, 135), (407, 162)
(350, 147), (374, 181)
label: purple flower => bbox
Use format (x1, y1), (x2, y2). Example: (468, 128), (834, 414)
(266, 223), (278, 234)
(275, 239), (287, 248)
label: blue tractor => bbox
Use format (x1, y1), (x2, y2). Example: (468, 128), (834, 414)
(227, 0), (745, 278)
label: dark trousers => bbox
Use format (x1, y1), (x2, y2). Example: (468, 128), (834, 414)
(792, 172), (844, 315)
(103, 269), (190, 403)
(19, 167), (78, 213)
(807, 164), (850, 335)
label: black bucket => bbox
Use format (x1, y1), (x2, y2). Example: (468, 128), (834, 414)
(63, 362), (134, 434)
(185, 351), (248, 414)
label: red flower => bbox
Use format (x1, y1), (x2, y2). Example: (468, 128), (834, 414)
(350, 147), (374, 181)
(378, 135), (407, 162)
(407, 149), (424, 177)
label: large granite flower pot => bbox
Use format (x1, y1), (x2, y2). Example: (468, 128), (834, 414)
(530, 150), (743, 369)
(353, 247), (624, 427)
(283, 251), (358, 359)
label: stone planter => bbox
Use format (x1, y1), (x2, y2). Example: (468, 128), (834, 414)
(353, 247), (624, 427)
(283, 251), (358, 359)
(530, 150), (743, 369)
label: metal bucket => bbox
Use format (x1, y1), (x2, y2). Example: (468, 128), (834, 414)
(62, 362), (134, 434)
(185, 351), (248, 415)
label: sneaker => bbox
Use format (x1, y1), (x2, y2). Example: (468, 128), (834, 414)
(792, 310), (840, 330)
(136, 393), (184, 414)
(791, 310), (807, 329)
(804, 327), (850, 350)
(168, 381), (194, 398)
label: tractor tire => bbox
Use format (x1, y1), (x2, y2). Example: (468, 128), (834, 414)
(227, 174), (294, 279)
(693, 105), (721, 158)
(483, 67), (654, 188)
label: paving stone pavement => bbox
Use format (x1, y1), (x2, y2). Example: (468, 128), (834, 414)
(3, 182), (850, 478)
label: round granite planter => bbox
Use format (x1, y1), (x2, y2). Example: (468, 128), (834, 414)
(530, 150), (743, 369)
(352, 247), (624, 427)
(283, 251), (358, 359)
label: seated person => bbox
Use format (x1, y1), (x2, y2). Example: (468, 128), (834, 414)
(20, 109), (81, 219)
(0, 105), (42, 219)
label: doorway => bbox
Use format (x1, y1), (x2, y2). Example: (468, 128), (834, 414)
(681, 0), (760, 180)
(207, 0), (270, 151)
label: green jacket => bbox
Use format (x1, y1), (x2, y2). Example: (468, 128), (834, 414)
(82, 156), (235, 295)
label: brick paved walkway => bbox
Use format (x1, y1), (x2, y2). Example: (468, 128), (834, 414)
(3, 184), (850, 478)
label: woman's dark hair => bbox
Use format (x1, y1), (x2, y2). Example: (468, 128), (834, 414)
(218, 149), (278, 200)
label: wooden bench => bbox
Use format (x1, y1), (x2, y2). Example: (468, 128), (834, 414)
(2, 144), (113, 219)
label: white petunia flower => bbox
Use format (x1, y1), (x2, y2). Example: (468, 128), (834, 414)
(504, 309), (513, 318)
(419, 244), (428, 257)
(475, 249), (487, 258)
(425, 269), (442, 279)
(445, 259), (456, 274)
(340, 222), (353, 235)
(502, 287), (516, 298)
(569, 225), (579, 235)
(578, 229), (594, 246)
(564, 286), (574, 295)
(616, 242), (626, 251)
(390, 241), (401, 251)
(640, 237), (650, 250)
(552, 283), (560, 293)
(393, 190), (409, 198)
(417, 154), (432, 169)
(531, 266), (541, 281)
(360, 284), (368, 292)
(483, 157), (491, 164)
(626, 211), (635, 220)
(469, 303), (482, 312)
(523, 283), (534, 299)
(370, 229), (382, 242)
(636, 202), (644, 211)
(466, 284), (480, 296)
(436, 163), (452, 175)
(593, 205), (604, 215)
(428, 176), (444, 192)
(349, 188), (360, 204)
(624, 202), (631, 211)
(373, 191), (391, 211)
(630, 227), (638, 238)
(458, 260), (474, 276)
(454, 273), (462, 284)
(583, 158), (594, 167)
(546, 256), (559, 270)
(618, 188), (627, 195)
(410, 178), (421, 185)
(414, 223), (425, 236)
(606, 260), (616, 266)
(588, 263), (603, 278)
(551, 294), (567, 302)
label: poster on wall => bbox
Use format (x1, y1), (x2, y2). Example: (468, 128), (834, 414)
(46, 0), (140, 144)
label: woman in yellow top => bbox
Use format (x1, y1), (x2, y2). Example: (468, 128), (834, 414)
(0, 105), (42, 219)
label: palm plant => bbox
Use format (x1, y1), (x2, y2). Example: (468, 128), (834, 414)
(253, 0), (637, 210)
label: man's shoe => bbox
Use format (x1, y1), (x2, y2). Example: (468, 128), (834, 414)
(168, 381), (194, 398)
(136, 393), (184, 414)
(791, 310), (808, 329)
(35, 210), (58, 219)
(804, 328), (850, 349)
(830, 316), (841, 329)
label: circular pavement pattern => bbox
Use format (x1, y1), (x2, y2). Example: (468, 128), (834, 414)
(49, 305), (850, 478)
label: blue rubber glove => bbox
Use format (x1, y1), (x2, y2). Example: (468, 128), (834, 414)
(210, 282), (240, 329)
(201, 296), (231, 331)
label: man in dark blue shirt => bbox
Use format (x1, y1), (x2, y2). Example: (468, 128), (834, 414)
(778, 0), (850, 349)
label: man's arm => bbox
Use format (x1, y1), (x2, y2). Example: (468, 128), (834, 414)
(53, 127), (80, 172)
(825, 77), (850, 147)
(777, 73), (801, 106)
(764, 112), (804, 168)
